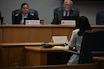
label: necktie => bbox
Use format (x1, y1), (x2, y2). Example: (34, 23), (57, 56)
(65, 11), (68, 16)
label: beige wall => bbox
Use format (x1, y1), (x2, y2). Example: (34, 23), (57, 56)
(0, 0), (104, 24)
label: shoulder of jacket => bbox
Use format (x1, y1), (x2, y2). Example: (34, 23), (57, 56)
(54, 7), (63, 11)
(15, 13), (19, 17)
(71, 6), (79, 11)
(30, 12), (35, 16)
(73, 29), (79, 33)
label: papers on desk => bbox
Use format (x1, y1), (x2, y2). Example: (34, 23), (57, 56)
(53, 46), (68, 49)
(53, 46), (65, 48)
(52, 36), (68, 43)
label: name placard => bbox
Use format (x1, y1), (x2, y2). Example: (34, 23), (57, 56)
(25, 20), (40, 25)
(61, 20), (76, 25)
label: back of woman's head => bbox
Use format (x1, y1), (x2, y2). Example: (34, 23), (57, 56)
(76, 16), (92, 36)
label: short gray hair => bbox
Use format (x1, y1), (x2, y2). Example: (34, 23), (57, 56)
(64, 0), (73, 5)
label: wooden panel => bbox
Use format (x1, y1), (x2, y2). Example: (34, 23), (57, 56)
(11, 64), (100, 69)
(32, 28), (52, 42)
(52, 27), (73, 41)
(1, 47), (25, 67)
(34, 64), (99, 69)
(1, 48), (9, 67)
(101, 63), (104, 69)
(25, 51), (68, 66)
(91, 25), (104, 29)
(2, 27), (52, 43)
(8, 47), (25, 67)
(1, 64), (100, 69)
(1, 25), (104, 43)
(25, 46), (69, 66)
(25, 50), (47, 66)
(66, 64), (99, 69)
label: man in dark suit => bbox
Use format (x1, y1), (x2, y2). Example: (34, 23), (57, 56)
(51, 0), (79, 24)
(12, 3), (39, 24)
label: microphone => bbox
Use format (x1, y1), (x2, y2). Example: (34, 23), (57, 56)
(64, 43), (68, 46)
(64, 37), (68, 46)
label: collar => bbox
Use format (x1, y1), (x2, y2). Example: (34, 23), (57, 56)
(22, 13), (28, 16)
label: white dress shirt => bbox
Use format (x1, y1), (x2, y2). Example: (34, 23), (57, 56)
(63, 11), (70, 16)
(20, 14), (28, 24)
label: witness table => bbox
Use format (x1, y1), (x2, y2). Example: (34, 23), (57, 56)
(0, 42), (68, 67)
(25, 46), (68, 66)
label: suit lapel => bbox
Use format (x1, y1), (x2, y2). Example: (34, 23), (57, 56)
(69, 9), (74, 16)
(58, 7), (64, 20)
(19, 13), (22, 23)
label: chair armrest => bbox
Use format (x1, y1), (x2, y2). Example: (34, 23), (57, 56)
(63, 50), (80, 55)
(92, 51), (104, 56)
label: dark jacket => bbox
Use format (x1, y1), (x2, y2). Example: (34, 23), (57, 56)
(51, 6), (80, 24)
(12, 10), (39, 24)
(96, 11), (104, 25)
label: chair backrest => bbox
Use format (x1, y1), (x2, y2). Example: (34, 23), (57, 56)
(0, 11), (1, 17)
(0, 17), (3, 24)
(78, 29), (104, 64)
(96, 11), (104, 25)
(0, 11), (3, 24)
(12, 9), (38, 23)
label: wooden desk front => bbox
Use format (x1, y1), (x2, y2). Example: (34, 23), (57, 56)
(0, 43), (67, 67)
(25, 46), (68, 66)
(93, 56), (104, 62)
(0, 24), (104, 43)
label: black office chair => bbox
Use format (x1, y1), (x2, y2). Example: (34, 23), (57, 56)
(0, 11), (3, 24)
(0, 17), (3, 24)
(96, 11), (104, 25)
(64, 29), (104, 64)
(12, 9), (39, 23)
(0, 11), (1, 17)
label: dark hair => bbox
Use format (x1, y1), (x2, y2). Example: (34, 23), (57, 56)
(21, 3), (29, 9)
(75, 16), (92, 36)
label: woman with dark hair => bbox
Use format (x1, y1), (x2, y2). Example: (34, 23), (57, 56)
(13, 3), (39, 24)
(67, 16), (92, 65)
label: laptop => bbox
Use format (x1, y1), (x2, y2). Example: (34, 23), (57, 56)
(52, 36), (68, 43)
(24, 18), (40, 25)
